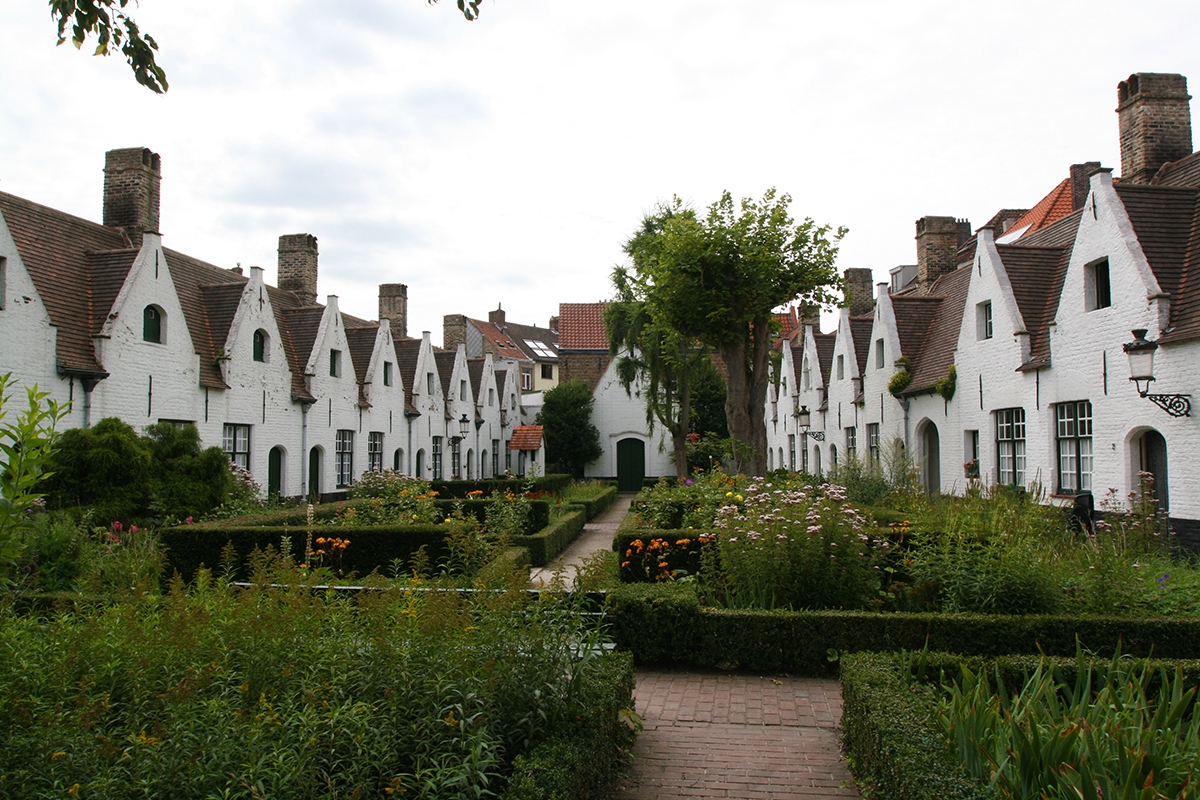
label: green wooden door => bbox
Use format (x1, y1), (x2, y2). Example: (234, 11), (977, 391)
(268, 446), (283, 498)
(616, 438), (645, 492)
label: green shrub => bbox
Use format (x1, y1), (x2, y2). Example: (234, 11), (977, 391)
(514, 509), (587, 566)
(828, 452), (892, 506)
(43, 417), (153, 524)
(560, 482), (618, 520)
(632, 469), (745, 529)
(431, 474), (572, 498)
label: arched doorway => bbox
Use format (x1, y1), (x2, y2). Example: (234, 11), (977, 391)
(1137, 429), (1169, 515)
(813, 446), (822, 477)
(268, 446), (285, 498)
(393, 448), (403, 472)
(466, 449), (474, 479)
(308, 446), (323, 501)
(481, 449), (489, 478)
(616, 438), (645, 492)
(415, 449), (426, 479)
(920, 421), (941, 495)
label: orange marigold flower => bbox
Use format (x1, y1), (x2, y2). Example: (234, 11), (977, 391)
(658, 562), (668, 568)
(620, 561), (630, 568)
(675, 538), (691, 546)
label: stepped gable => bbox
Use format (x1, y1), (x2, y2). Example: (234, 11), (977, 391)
(1115, 183), (1197, 301)
(903, 266), (970, 394)
(0, 190), (131, 376)
(1150, 150), (1200, 187)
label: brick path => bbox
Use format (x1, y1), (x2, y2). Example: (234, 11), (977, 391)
(613, 671), (859, 799)
(529, 493), (633, 588)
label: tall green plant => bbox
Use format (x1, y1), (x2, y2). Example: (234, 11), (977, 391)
(0, 374), (67, 578)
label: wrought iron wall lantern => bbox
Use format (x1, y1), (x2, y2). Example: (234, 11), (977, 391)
(794, 404), (825, 441)
(1122, 329), (1191, 417)
(450, 413), (471, 443)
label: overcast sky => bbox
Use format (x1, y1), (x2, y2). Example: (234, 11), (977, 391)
(3, 1), (1199, 343)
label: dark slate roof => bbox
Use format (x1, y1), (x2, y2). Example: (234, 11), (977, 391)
(345, 324), (380, 407)
(996, 243), (1072, 369)
(503, 320), (558, 361)
(814, 332), (836, 386)
(283, 306), (326, 384)
(266, 285), (311, 402)
(904, 266), (970, 394)
(1016, 208), (1082, 249)
(1151, 151), (1200, 188)
(889, 295), (941, 364)
(849, 316), (874, 378)
(1160, 190), (1200, 344)
(0, 190), (131, 375)
(466, 357), (486, 409)
(1114, 184), (1197, 301)
(434, 350), (457, 415)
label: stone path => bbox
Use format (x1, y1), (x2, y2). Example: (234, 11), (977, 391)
(528, 493), (633, 588)
(613, 671), (859, 799)
(530, 494), (860, 798)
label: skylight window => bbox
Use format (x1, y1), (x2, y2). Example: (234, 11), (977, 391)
(524, 339), (555, 358)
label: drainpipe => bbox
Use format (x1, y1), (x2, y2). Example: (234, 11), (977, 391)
(901, 396), (911, 454)
(300, 403), (309, 499)
(406, 414), (414, 475)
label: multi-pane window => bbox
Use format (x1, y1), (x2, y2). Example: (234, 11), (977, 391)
(867, 423), (880, 461)
(541, 363), (553, 380)
(431, 436), (443, 480)
(143, 305), (163, 343)
(845, 427), (857, 457)
(223, 424), (250, 469)
(368, 432), (384, 472)
(335, 430), (354, 487)
(450, 437), (462, 480)
(996, 408), (1026, 487)
(978, 302), (993, 340)
(492, 440), (500, 477)
(1057, 401), (1094, 494)
(330, 349), (341, 377)
(253, 329), (267, 362)
(521, 370), (532, 391)
(383, 361), (393, 387)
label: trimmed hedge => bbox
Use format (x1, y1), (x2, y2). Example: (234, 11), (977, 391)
(514, 509), (587, 566)
(840, 652), (988, 800)
(605, 583), (1200, 674)
(564, 485), (619, 520)
(432, 474), (573, 498)
(160, 524), (452, 581)
(501, 651), (636, 800)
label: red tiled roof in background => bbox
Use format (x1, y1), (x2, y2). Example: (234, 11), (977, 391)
(558, 302), (609, 349)
(471, 318), (529, 361)
(1004, 179), (1074, 239)
(509, 425), (543, 450)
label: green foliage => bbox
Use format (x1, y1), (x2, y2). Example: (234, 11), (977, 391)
(558, 481), (618, 520)
(0, 562), (635, 798)
(143, 422), (236, 521)
(631, 469), (746, 530)
(49, 0), (169, 92)
(944, 648), (1200, 800)
(934, 364), (957, 402)
(43, 417), (152, 524)
(433, 474), (572, 499)
(689, 357), (729, 438)
(537, 381), (602, 478)
(0, 375), (67, 576)
(840, 651), (992, 800)
(513, 508), (586, 566)
(888, 360), (913, 396)
(345, 470), (440, 524)
(828, 451), (892, 506)
(620, 190), (846, 474)
(706, 480), (886, 610)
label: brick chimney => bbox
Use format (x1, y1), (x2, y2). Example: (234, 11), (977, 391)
(103, 148), (161, 248)
(489, 304), (505, 329)
(278, 234), (318, 305)
(379, 283), (408, 339)
(843, 268), (875, 316)
(915, 216), (969, 293)
(1069, 162), (1103, 209)
(798, 301), (821, 333)
(1118, 73), (1192, 184)
(443, 314), (467, 351)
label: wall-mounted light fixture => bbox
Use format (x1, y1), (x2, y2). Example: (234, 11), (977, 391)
(795, 404), (826, 441)
(1122, 329), (1191, 417)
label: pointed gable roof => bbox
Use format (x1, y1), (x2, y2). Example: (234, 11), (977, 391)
(1114, 183), (1197, 300)
(1150, 150), (1200, 188)
(995, 242), (1073, 369)
(344, 324), (379, 386)
(0, 190), (133, 376)
(902, 266), (970, 394)
(813, 331), (836, 385)
(434, 350), (457, 413)
(849, 316), (874, 377)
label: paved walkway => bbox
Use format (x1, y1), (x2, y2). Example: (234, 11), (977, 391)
(615, 671), (858, 799)
(528, 492), (633, 588)
(530, 495), (859, 798)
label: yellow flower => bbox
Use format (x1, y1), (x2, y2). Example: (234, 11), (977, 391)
(444, 710), (458, 726)
(51, 751), (66, 760)
(735, 494), (743, 501)
(68, 785), (80, 797)
(726, 491), (733, 497)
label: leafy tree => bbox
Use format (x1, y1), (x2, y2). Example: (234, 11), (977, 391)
(688, 357), (728, 439)
(605, 272), (712, 478)
(0, 374), (68, 577)
(622, 190), (845, 476)
(43, 417), (153, 524)
(537, 380), (602, 478)
(48, 0), (484, 94)
(143, 422), (234, 520)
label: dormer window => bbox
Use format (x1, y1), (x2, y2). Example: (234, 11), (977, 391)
(143, 305), (164, 343)
(1086, 258), (1112, 311)
(253, 329), (268, 362)
(329, 349), (341, 377)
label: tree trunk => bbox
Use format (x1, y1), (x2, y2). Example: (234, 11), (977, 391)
(717, 316), (772, 476)
(672, 367), (691, 479)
